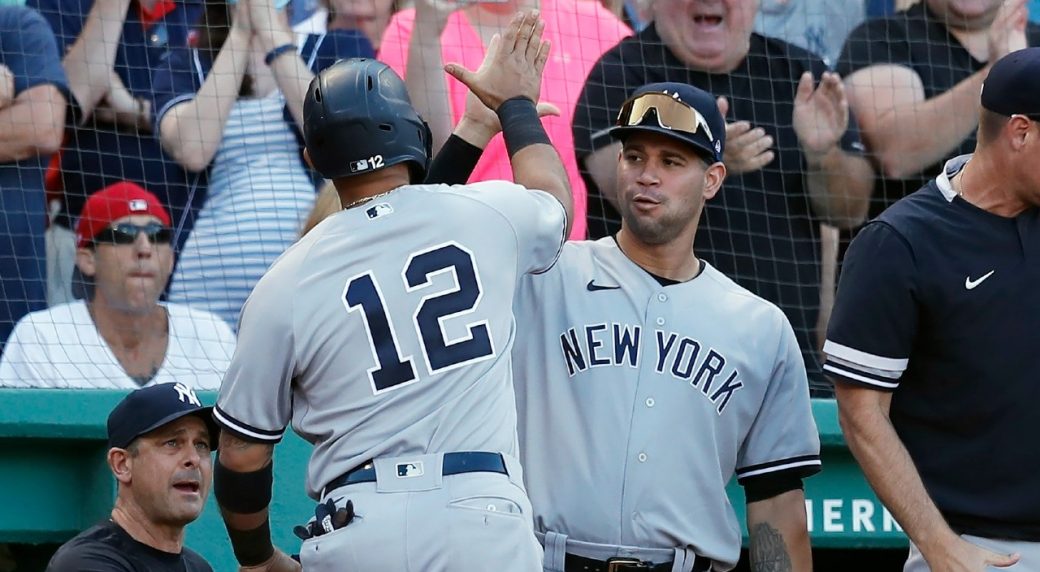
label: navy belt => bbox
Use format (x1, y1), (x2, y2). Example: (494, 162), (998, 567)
(565, 554), (712, 572)
(324, 452), (507, 496)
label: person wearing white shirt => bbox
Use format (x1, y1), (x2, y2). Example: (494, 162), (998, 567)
(0, 182), (235, 390)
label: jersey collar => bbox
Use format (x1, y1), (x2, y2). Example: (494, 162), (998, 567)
(936, 154), (972, 203)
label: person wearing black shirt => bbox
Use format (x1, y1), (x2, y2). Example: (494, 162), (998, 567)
(837, 0), (1040, 222)
(46, 383), (219, 572)
(572, 0), (875, 394)
(826, 49), (1040, 572)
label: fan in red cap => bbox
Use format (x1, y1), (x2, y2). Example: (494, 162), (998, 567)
(76, 182), (172, 248)
(0, 181), (237, 391)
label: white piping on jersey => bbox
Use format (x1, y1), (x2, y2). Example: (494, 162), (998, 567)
(737, 458), (822, 479)
(305, 34), (325, 69)
(213, 407), (283, 442)
(824, 352), (902, 380)
(822, 363), (901, 389)
(823, 340), (908, 372)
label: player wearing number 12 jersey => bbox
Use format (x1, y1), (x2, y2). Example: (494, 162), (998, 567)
(209, 14), (572, 572)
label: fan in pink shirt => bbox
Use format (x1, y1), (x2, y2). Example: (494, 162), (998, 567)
(379, 0), (630, 239)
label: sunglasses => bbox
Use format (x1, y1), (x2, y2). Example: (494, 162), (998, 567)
(94, 222), (173, 246)
(616, 92), (716, 142)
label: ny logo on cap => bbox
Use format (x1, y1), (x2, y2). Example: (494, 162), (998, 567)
(173, 382), (201, 407)
(128, 199), (148, 212)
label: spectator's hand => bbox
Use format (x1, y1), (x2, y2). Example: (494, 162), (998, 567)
(232, 0), (253, 36)
(249, 0), (293, 49)
(456, 89), (560, 146)
(96, 71), (152, 132)
(414, 0), (466, 37)
(238, 549), (301, 572)
(922, 536), (1019, 572)
(444, 10), (550, 111)
(0, 64), (13, 110)
(793, 71), (849, 160)
(716, 96), (774, 174)
(988, 0), (1028, 62)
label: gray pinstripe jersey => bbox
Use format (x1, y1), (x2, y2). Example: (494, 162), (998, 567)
(215, 182), (566, 499)
(512, 238), (820, 569)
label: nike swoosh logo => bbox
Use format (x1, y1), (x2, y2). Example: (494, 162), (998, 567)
(587, 279), (621, 291)
(965, 270), (995, 290)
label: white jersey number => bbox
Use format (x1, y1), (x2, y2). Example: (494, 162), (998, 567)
(344, 242), (495, 394)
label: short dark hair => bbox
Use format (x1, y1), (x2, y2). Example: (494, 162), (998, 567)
(978, 108), (1010, 145)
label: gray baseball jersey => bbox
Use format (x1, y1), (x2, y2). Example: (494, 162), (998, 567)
(512, 238), (821, 570)
(215, 182), (566, 499)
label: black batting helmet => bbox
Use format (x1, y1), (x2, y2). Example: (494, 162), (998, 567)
(303, 58), (431, 182)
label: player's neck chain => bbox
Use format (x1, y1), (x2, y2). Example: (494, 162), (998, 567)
(342, 189), (395, 211)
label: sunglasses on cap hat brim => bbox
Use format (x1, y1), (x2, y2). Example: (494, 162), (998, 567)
(616, 92), (716, 143)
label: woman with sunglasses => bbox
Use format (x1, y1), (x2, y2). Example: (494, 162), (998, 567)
(153, 0), (374, 329)
(0, 182), (237, 390)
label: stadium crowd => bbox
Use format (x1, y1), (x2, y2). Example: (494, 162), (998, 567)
(0, 0), (1035, 395)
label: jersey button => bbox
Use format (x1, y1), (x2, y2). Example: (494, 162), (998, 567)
(658, 293), (667, 302)
(656, 317), (665, 326)
(645, 397), (655, 407)
(638, 453), (647, 462)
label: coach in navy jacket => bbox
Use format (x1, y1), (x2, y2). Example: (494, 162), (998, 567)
(826, 48), (1040, 572)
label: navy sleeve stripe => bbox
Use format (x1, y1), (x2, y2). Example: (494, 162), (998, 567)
(823, 340), (908, 372)
(213, 405), (284, 442)
(736, 455), (821, 479)
(825, 355), (901, 382)
(823, 362), (900, 390)
(156, 93), (196, 126)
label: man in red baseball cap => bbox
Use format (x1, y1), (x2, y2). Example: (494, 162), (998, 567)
(0, 181), (236, 390)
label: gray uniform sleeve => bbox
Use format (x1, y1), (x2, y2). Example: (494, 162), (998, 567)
(213, 264), (298, 443)
(459, 181), (567, 275)
(735, 315), (821, 485)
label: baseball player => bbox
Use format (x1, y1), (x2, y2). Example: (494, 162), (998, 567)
(511, 83), (821, 572)
(209, 12), (571, 572)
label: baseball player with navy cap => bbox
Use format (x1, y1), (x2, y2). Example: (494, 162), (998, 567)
(827, 47), (1040, 572)
(209, 11), (571, 572)
(512, 81), (820, 572)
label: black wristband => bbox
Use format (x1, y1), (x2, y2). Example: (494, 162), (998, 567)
(496, 97), (551, 157)
(228, 519), (275, 566)
(264, 43), (297, 66)
(425, 134), (483, 185)
(214, 457), (273, 514)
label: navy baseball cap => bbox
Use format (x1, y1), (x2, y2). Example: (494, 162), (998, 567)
(981, 48), (1040, 118)
(609, 82), (726, 163)
(107, 383), (220, 450)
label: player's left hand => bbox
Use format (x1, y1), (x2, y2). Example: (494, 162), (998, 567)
(792, 71), (849, 160)
(444, 10), (550, 112)
(238, 548), (302, 572)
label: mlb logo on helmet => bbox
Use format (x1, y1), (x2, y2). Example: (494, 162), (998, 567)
(128, 199), (148, 212)
(350, 158), (370, 173)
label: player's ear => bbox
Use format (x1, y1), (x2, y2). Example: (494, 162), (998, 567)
(702, 161), (726, 201)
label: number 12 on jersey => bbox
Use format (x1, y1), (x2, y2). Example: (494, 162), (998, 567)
(343, 242), (496, 394)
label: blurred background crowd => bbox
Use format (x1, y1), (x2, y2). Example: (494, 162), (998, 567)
(0, 0), (1036, 397)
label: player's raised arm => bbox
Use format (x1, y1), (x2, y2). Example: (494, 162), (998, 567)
(445, 10), (573, 236)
